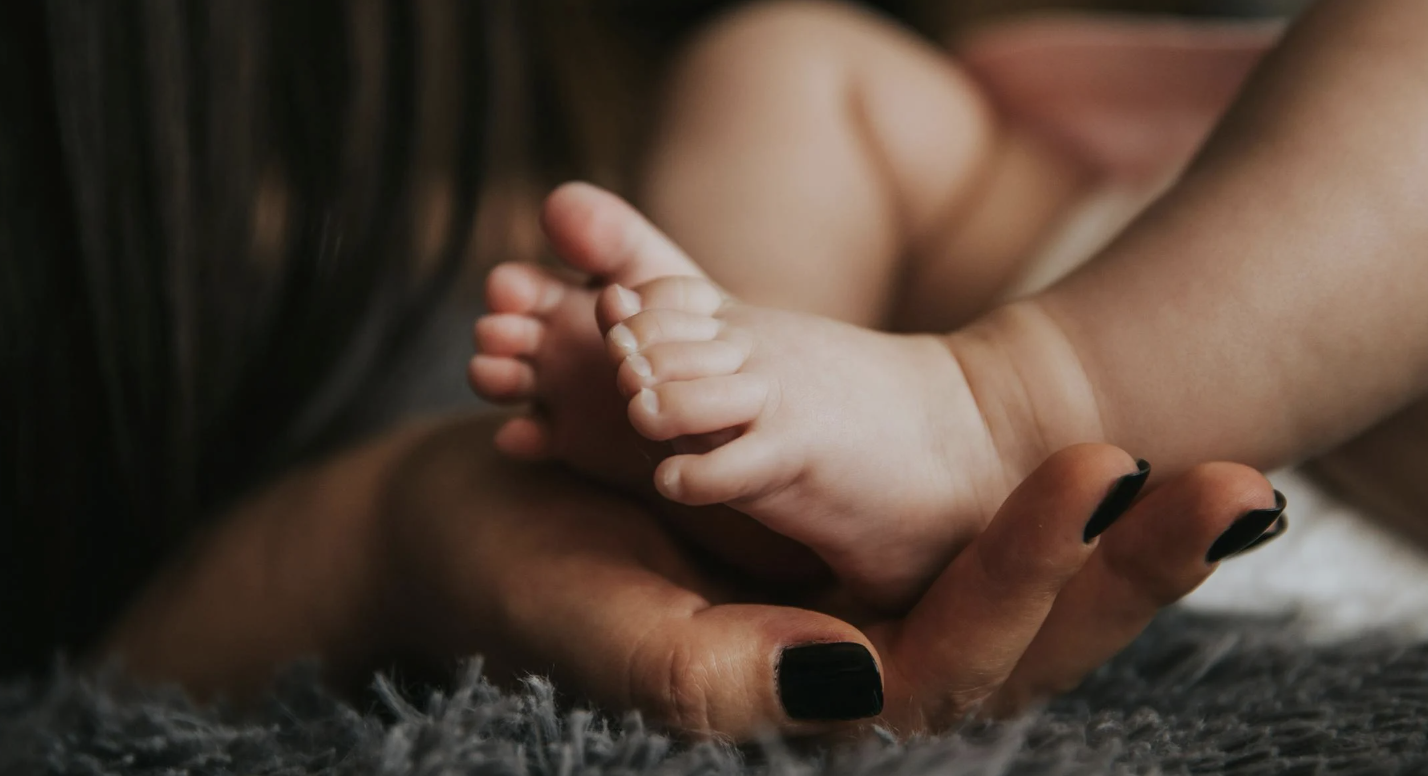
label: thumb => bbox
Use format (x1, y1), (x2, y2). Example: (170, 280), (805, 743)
(614, 598), (886, 738)
(498, 507), (885, 739)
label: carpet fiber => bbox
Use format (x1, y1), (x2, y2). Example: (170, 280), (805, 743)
(3, 611), (1427, 775)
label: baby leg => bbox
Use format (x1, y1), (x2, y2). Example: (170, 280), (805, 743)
(640, 0), (1043, 329)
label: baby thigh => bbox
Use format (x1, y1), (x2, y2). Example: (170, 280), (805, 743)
(640, 0), (996, 328)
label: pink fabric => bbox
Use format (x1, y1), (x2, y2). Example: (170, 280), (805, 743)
(955, 15), (1283, 179)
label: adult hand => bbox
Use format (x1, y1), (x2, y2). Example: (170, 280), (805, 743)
(385, 415), (1284, 738)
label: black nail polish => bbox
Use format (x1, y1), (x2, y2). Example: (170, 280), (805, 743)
(1225, 514), (1289, 560)
(777, 642), (883, 721)
(1206, 490), (1288, 563)
(1084, 459), (1151, 542)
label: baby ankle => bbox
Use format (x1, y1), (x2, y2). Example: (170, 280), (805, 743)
(943, 301), (1108, 480)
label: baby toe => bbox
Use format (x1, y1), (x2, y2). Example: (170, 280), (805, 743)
(485, 262), (568, 316)
(595, 277), (723, 333)
(655, 435), (795, 507)
(474, 314), (544, 358)
(634, 276), (726, 316)
(542, 182), (706, 286)
(627, 374), (768, 442)
(468, 355), (537, 403)
(616, 340), (751, 397)
(594, 284), (645, 332)
(606, 309), (723, 361)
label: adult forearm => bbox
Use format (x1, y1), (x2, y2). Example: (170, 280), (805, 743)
(1038, 0), (1428, 470)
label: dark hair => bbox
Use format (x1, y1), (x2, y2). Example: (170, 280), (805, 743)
(0, 0), (495, 675)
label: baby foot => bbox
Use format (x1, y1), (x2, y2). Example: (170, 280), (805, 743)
(468, 182), (705, 487)
(569, 196), (1051, 612)
(472, 184), (833, 587)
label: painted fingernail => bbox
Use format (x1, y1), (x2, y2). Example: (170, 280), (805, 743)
(1225, 515), (1289, 560)
(1084, 459), (1151, 542)
(626, 354), (653, 379)
(609, 324), (638, 356)
(778, 642), (884, 721)
(1206, 490), (1288, 563)
(613, 284), (643, 316)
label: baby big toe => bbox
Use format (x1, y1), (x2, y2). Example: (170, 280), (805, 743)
(627, 374), (768, 442)
(606, 309), (722, 362)
(468, 355), (536, 402)
(543, 182), (706, 286)
(616, 340), (750, 397)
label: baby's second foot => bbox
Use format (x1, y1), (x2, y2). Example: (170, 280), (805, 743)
(468, 183), (704, 487)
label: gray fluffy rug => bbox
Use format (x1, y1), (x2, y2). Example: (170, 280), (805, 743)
(3, 611), (1427, 776)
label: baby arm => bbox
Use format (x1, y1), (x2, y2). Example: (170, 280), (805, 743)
(1003, 0), (1428, 474)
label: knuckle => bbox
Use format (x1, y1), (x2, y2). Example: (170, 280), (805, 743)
(1100, 533), (1199, 607)
(1099, 536), (1203, 606)
(913, 678), (1001, 731)
(634, 640), (714, 735)
(971, 528), (1068, 599)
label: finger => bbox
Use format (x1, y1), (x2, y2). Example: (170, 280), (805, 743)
(514, 520), (885, 738)
(992, 462), (1285, 713)
(419, 430), (884, 741)
(875, 443), (1140, 732)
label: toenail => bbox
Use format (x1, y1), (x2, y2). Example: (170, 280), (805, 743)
(660, 465), (681, 496)
(613, 284), (643, 316)
(627, 354), (653, 379)
(639, 388), (660, 415)
(610, 324), (638, 355)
